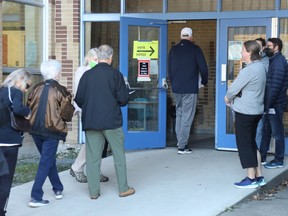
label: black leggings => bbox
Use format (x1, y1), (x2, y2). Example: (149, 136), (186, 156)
(235, 112), (261, 169)
(0, 146), (19, 214)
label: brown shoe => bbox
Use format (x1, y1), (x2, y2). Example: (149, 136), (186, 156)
(119, 187), (135, 197)
(100, 174), (109, 182)
(90, 194), (100, 200)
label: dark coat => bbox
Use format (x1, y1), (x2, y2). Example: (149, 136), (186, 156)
(0, 86), (31, 145)
(168, 39), (208, 94)
(264, 52), (288, 112)
(75, 62), (129, 130)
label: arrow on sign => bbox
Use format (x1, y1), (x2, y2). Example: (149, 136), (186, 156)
(137, 46), (155, 56)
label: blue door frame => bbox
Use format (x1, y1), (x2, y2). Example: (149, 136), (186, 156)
(216, 18), (272, 150)
(120, 17), (167, 150)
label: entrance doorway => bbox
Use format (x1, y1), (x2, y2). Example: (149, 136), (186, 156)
(166, 20), (217, 149)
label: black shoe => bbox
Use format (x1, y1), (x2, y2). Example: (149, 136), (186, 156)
(100, 174), (109, 182)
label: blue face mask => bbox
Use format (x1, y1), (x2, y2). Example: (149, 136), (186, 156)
(89, 60), (97, 68)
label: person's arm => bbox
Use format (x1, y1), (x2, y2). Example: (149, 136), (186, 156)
(196, 47), (208, 86)
(115, 71), (129, 107)
(225, 68), (250, 101)
(11, 88), (30, 117)
(74, 74), (85, 109)
(266, 58), (286, 107)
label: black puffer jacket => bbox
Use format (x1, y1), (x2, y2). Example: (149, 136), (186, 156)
(264, 52), (288, 112)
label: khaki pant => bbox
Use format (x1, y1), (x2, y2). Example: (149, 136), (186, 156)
(85, 127), (129, 196)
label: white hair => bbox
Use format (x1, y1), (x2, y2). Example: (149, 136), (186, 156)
(2, 68), (31, 89)
(97, 45), (113, 60)
(83, 48), (98, 66)
(40, 60), (61, 80)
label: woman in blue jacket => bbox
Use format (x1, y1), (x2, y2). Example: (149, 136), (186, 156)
(0, 69), (32, 216)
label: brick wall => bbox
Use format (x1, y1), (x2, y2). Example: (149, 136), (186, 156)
(50, 0), (80, 144)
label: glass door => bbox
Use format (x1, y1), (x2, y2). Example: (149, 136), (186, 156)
(120, 17), (167, 150)
(216, 18), (271, 150)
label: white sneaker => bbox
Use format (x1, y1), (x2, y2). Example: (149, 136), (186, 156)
(28, 198), (49, 208)
(54, 191), (63, 200)
(178, 149), (192, 154)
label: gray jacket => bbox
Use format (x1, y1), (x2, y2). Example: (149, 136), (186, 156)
(226, 60), (266, 115)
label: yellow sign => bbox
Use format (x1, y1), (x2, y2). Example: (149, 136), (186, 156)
(133, 41), (158, 59)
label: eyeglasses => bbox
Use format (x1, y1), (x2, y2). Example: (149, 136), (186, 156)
(26, 83), (31, 89)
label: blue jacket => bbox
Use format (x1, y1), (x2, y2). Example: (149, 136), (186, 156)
(0, 86), (31, 145)
(75, 62), (129, 130)
(264, 52), (288, 112)
(168, 40), (208, 94)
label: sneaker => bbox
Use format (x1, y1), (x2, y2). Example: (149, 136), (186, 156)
(178, 149), (192, 155)
(261, 161), (267, 165)
(184, 145), (192, 153)
(100, 174), (109, 182)
(54, 191), (63, 200)
(119, 187), (135, 197)
(256, 176), (267, 187)
(234, 177), (259, 189)
(264, 160), (284, 169)
(70, 168), (87, 183)
(90, 194), (100, 200)
(28, 198), (49, 208)
(261, 157), (266, 165)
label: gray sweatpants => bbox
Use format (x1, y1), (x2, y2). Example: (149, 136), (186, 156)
(174, 93), (198, 149)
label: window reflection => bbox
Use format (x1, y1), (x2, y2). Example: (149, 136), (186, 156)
(85, 0), (120, 13)
(222, 0), (274, 11)
(126, 0), (162, 13)
(168, 0), (217, 12)
(84, 22), (120, 68)
(281, 0), (288, 9)
(2, 1), (43, 70)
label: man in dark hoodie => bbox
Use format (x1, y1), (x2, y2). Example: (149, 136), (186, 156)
(260, 38), (288, 169)
(168, 27), (208, 155)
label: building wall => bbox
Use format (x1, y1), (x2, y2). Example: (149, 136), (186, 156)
(50, 0), (80, 144)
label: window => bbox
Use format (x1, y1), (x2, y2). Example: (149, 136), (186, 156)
(281, 0), (288, 9)
(84, 22), (120, 68)
(85, 0), (120, 13)
(168, 0), (217, 12)
(126, 0), (162, 13)
(2, 1), (43, 72)
(222, 0), (275, 11)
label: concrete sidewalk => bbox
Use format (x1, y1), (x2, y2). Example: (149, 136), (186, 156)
(8, 148), (288, 216)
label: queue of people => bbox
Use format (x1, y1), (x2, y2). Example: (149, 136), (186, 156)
(0, 31), (288, 215)
(225, 37), (288, 188)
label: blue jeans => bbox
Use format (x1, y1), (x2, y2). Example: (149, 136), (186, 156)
(260, 105), (285, 162)
(31, 135), (63, 201)
(255, 116), (264, 148)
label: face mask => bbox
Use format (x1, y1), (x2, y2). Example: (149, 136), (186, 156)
(89, 60), (97, 68)
(263, 47), (274, 57)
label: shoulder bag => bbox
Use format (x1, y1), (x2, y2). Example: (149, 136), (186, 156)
(8, 87), (31, 132)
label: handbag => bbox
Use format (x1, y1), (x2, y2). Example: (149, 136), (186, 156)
(8, 87), (32, 132)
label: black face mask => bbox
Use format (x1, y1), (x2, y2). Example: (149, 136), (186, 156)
(263, 47), (274, 57)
